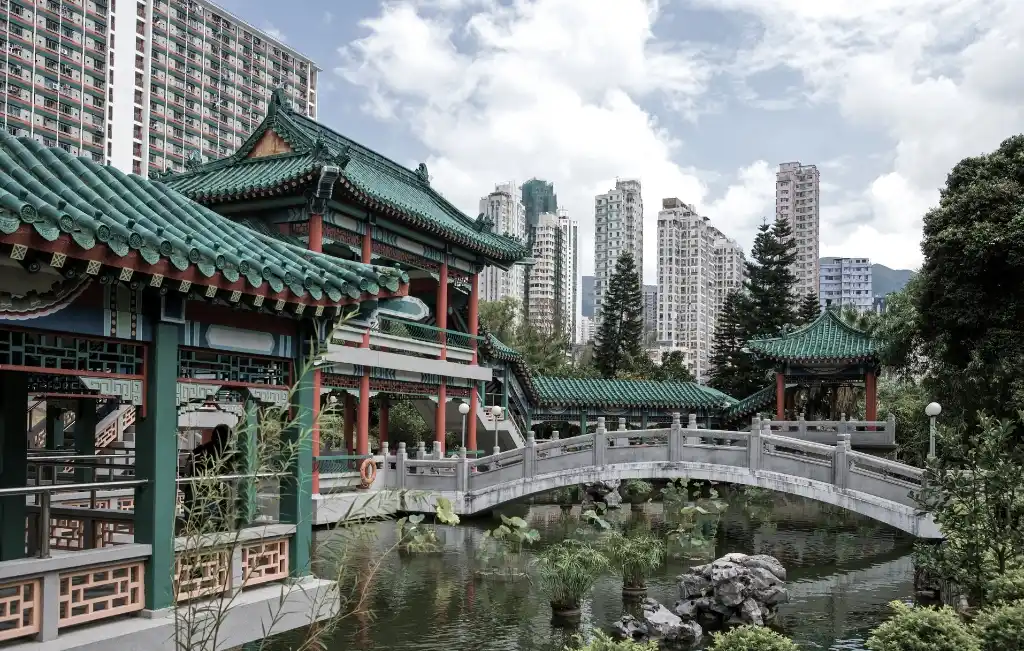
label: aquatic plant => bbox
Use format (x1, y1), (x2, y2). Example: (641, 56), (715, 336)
(866, 601), (979, 651)
(621, 479), (653, 510)
(602, 531), (665, 596)
(566, 629), (658, 651)
(709, 625), (799, 651)
(477, 514), (540, 580)
(396, 498), (459, 554)
(974, 600), (1024, 651)
(665, 489), (726, 561)
(536, 539), (609, 618)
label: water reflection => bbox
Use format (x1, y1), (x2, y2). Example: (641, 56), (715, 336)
(307, 494), (915, 651)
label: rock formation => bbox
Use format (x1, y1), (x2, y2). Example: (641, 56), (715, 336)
(582, 479), (623, 509)
(612, 598), (702, 646)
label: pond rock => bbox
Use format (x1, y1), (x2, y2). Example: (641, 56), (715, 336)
(582, 479), (623, 509)
(612, 599), (703, 647)
(674, 553), (789, 629)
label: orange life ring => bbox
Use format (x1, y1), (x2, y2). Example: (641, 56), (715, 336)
(358, 458), (377, 487)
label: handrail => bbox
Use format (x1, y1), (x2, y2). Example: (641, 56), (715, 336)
(175, 472), (285, 483)
(377, 315), (483, 340)
(374, 315), (480, 350)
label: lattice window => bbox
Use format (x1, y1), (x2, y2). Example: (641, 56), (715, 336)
(58, 562), (144, 628)
(0, 330), (144, 375)
(178, 348), (292, 387)
(94, 521), (134, 548)
(49, 516), (86, 551)
(0, 579), (39, 642)
(241, 537), (289, 587)
(174, 548), (231, 602)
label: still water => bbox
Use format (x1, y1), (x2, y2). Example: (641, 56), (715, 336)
(312, 494), (915, 650)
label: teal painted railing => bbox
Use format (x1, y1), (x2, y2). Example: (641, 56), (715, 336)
(374, 316), (481, 350)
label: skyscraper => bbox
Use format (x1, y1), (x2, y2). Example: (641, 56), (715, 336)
(775, 162), (820, 300)
(558, 210), (579, 343)
(581, 275), (596, 318)
(0, 0), (319, 177)
(819, 257), (873, 311)
(527, 212), (563, 335)
(642, 285), (658, 339)
(521, 179), (557, 317)
(656, 198), (745, 381)
(478, 182), (527, 309)
(594, 178), (643, 325)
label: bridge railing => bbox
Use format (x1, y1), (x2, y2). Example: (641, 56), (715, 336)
(374, 414), (926, 511)
(762, 414), (896, 447)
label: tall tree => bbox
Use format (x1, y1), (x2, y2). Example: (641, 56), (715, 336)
(594, 253), (645, 378)
(745, 217), (798, 337)
(478, 296), (520, 344)
(655, 350), (696, 382)
(708, 290), (758, 397)
(796, 292), (820, 324)
(916, 134), (1024, 427)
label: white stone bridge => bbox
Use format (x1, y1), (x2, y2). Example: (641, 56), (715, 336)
(372, 415), (940, 539)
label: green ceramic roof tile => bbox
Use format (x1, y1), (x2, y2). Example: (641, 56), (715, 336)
(746, 308), (879, 363)
(532, 377), (737, 410)
(480, 331), (538, 400)
(721, 384), (797, 424)
(0, 131), (409, 305)
(163, 90), (529, 264)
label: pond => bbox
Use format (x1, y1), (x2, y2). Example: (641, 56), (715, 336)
(309, 491), (916, 650)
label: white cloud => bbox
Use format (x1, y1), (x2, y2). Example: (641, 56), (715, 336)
(262, 23), (287, 43)
(337, 0), (768, 284)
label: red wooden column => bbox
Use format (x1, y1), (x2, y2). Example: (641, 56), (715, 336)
(435, 261), (449, 453)
(379, 397), (389, 447)
(356, 224), (373, 456)
(308, 212), (324, 493)
(864, 370), (878, 422)
(467, 272), (480, 451)
(775, 372), (786, 421)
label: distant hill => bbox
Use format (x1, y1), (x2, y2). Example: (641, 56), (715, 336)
(872, 264), (914, 296)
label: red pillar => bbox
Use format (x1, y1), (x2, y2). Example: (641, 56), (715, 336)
(865, 370), (877, 422)
(775, 372), (786, 421)
(437, 262), (448, 360)
(308, 212), (323, 492)
(361, 224), (372, 264)
(344, 394), (355, 454)
(379, 397), (389, 447)
(357, 374), (370, 456)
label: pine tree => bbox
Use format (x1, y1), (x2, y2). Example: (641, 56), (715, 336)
(594, 252), (645, 378)
(709, 290), (758, 397)
(797, 292), (821, 324)
(745, 217), (798, 337)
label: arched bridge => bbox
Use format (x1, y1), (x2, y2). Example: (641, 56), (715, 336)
(377, 416), (940, 539)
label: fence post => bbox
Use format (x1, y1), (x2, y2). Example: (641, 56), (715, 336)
(669, 413), (682, 462)
(457, 447), (469, 492)
(378, 442), (389, 488)
(616, 417), (629, 447)
(749, 418), (761, 472)
(686, 413), (699, 445)
(833, 431), (850, 489)
(396, 442), (407, 490)
(798, 412), (806, 436)
(550, 430), (561, 458)
(524, 432), (537, 479)
(594, 417), (607, 467)
(887, 413), (896, 444)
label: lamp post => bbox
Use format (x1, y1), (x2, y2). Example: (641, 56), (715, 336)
(459, 402), (471, 451)
(490, 405), (503, 450)
(925, 402), (941, 458)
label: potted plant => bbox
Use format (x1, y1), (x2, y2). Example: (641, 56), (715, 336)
(621, 479), (654, 511)
(536, 539), (609, 622)
(604, 531), (665, 598)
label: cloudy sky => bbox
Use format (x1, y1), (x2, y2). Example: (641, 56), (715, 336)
(217, 0), (1024, 283)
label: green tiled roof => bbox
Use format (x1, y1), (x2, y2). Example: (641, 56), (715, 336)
(480, 331), (538, 400)
(533, 377), (737, 410)
(721, 384), (797, 424)
(746, 308), (879, 363)
(163, 90), (529, 264)
(0, 132), (408, 306)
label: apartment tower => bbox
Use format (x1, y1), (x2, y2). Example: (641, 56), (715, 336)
(0, 0), (318, 177)
(558, 209), (578, 343)
(527, 212), (564, 335)
(775, 162), (820, 299)
(594, 178), (643, 325)
(819, 257), (873, 311)
(478, 182), (527, 309)
(656, 198), (745, 381)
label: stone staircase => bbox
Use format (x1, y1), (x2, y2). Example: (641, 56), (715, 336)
(411, 398), (526, 451)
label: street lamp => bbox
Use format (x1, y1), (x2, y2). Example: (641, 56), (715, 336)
(925, 402), (941, 458)
(458, 402), (471, 450)
(490, 405), (503, 450)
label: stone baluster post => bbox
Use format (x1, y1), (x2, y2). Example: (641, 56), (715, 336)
(761, 419), (772, 462)
(457, 447), (469, 492)
(550, 430), (561, 458)
(798, 412), (806, 437)
(833, 431), (851, 489)
(415, 441), (426, 476)
(492, 445), (501, 456)
(669, 413), (682, 462)
(887, 413), (896, 442)
(594, 417), (607, 466)
(616, 417), (629, 448)
(748, 417), (762, 472)
(396, 442), (408, 490)
(379, 442), (389, 488)
(686, 413), (699, 445)
(524, 432), (536, 479)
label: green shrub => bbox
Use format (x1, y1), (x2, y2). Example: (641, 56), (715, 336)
(567, 630), (657, 651)
(986, 569), (1024, 604)
(974, 601), (1024, 651)
(709, 625), (798, 651)
(866, 601), (979, 651)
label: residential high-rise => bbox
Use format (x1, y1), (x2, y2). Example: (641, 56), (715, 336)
(527, 212), (564, 334)
(558, 209), (578, 343)
(479, 182), (527, 310)
(656, 198), (745, 381)
(521, 179), (557, 229)
(594, 178), (643, 325)
(579, 316), (595, 344)
(775, 162), (820, 299)
(819, 257), (873, 311)
(642, 285), (658, 339)
(581, 275), (596, 318)
(0, 0), (319, 177)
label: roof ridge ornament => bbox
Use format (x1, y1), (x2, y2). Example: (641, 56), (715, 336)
(184, 149), (202, 172)
(474, 212), (494, 232)
(310, 130), (330, 162)
(270, 87), (291, 112)
(415, 162), (430, 185)
(334, 145), (352, 169)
